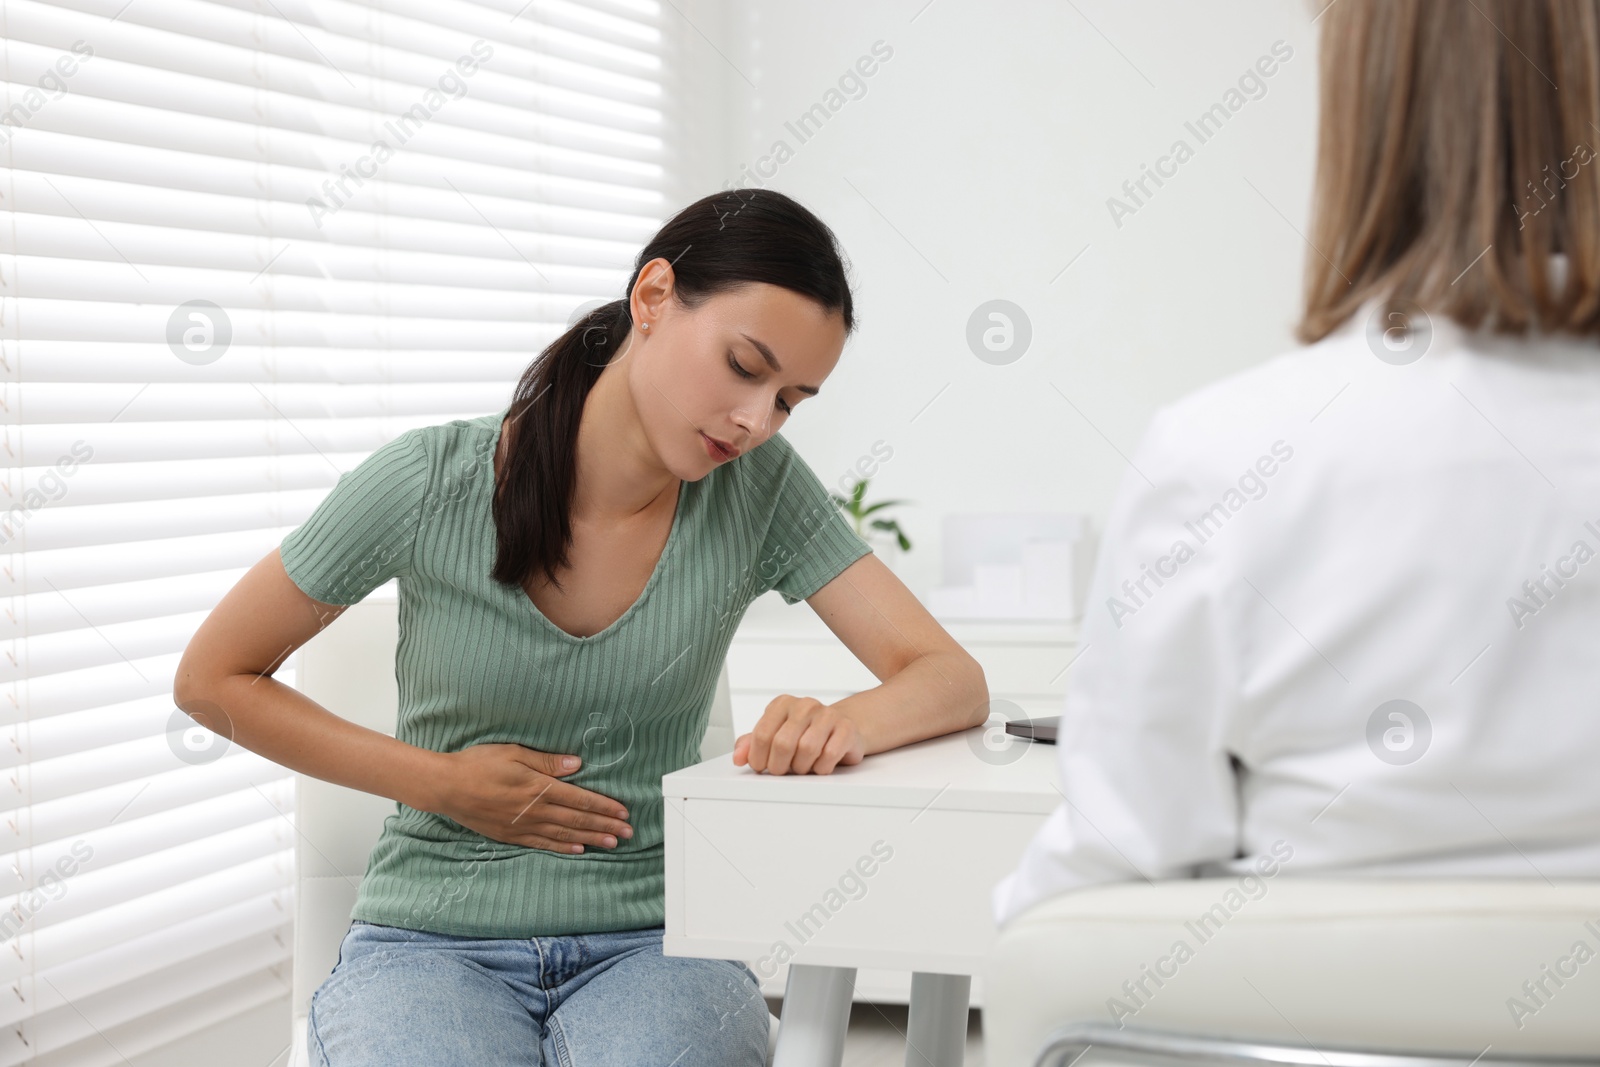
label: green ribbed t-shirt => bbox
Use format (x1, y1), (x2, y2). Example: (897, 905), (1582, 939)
(278, 408), (872, 938)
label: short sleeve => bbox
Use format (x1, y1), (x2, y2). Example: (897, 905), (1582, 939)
(752, 434), (874, 605)
(279, 429), (431, 606)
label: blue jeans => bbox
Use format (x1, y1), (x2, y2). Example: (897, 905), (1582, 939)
(307, 919), (770, 1066)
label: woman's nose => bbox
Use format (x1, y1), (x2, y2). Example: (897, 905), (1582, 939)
(729, 406), (764, 437)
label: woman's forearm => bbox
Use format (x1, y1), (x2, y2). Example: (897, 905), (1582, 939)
(833, 648), (988, 755)
(177, 671), (448, 813)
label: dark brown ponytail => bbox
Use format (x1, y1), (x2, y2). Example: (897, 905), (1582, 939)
(491, 188), (855, 591)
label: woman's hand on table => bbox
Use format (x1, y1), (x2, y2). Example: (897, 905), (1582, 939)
(732, 695), (865, 775)
(428, 744), (634, 853)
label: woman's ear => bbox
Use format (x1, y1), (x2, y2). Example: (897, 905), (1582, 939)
(629, 257), (677, 330)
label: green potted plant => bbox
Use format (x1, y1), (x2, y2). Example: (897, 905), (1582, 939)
(830, 478), (913, 566)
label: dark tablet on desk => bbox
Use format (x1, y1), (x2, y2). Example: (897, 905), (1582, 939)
(1003, 715), (1059, 744)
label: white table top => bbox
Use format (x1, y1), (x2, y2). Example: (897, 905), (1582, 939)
(661, 724), (1060, 814)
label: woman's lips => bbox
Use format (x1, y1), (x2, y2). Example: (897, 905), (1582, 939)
(700, 432), (737, 461)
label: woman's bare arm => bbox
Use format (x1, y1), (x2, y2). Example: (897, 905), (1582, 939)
(733, 552), (990, 775)
(173, 549), (448, 810)
(173, 550), (633, 853)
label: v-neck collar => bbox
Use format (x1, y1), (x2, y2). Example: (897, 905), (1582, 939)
(480, 410), (692, 645)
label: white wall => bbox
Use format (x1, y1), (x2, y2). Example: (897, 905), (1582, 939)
(674, 0), (1320, 597)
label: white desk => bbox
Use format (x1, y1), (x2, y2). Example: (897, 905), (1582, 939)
(662, 726), (1059, 1067)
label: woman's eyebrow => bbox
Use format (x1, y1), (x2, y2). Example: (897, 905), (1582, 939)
(740, 332), (820, 396)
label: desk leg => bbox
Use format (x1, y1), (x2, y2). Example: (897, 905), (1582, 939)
(904, 972), (971, 1067)
(771, 964), (856, 1067)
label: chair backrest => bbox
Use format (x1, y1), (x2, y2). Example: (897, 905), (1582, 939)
(287, 595), (738, 1023)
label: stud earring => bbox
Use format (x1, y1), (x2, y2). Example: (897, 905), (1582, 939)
(640, 323), (649, 331)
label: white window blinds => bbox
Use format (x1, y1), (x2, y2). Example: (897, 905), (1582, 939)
(0, 0), (670, 1061)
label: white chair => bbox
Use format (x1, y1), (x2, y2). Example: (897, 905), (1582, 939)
(983, 878), (1600, 1067)
(286, 596), (780, 1066)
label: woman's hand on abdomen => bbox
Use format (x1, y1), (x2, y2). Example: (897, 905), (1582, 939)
(424, 743), (635, 853)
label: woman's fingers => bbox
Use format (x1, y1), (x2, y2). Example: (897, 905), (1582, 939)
(808, 730), (852, 776)
(529, 803), (633, 840)
(765, 712), (828, 775)
(520, 822), (624, 851)
(787, 717), (836, 775)
(747, 694), (844, 775)
(516, 833), (589, 854)
(748, 703), (860, 776)
(496, 789), (631, 850)
(537, 778), (630, 822)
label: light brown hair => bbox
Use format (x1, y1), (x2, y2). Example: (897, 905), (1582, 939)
(1298, 0), (1600, 343)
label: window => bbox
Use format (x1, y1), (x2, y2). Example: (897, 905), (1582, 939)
(0, 0), (672, 1060)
